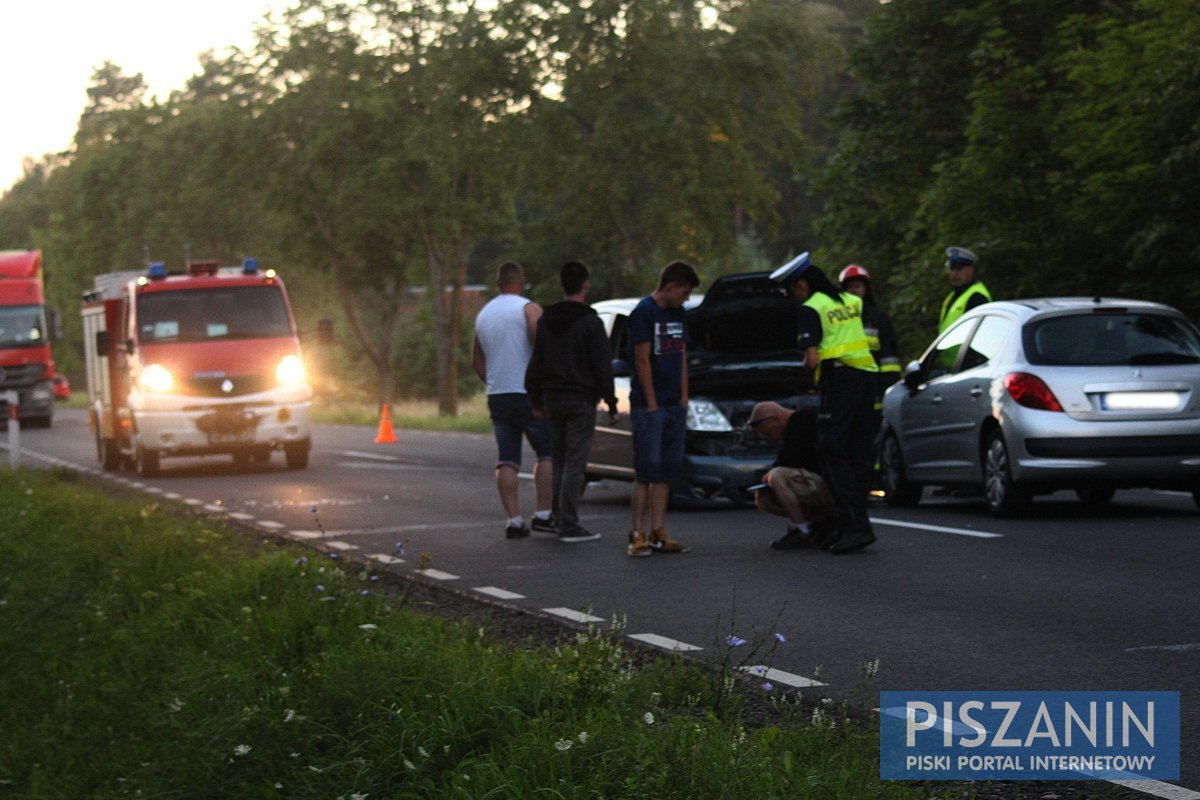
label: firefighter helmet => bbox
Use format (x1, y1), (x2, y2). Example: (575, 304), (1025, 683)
(838, 264), (871, 285)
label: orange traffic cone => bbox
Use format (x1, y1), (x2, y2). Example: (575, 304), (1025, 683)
(374, 403), (397, 444)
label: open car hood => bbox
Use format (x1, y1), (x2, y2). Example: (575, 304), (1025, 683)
(685, 272), (811, 397)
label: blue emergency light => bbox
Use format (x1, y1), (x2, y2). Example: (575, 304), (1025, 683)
(148, 261), (167, 280)
(242, 258), (259, 275)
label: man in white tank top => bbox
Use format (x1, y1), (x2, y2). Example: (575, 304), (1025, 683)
(472, 262), (553, 538)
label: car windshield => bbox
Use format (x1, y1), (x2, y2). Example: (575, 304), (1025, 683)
(0, 305), (46, 348)
(137, 285), (292, 343)
(1024, 312), (1200, 366)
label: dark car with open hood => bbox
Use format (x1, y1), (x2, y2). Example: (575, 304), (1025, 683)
(585, 271), (814, 505)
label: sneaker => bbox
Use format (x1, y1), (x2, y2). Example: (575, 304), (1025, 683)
(559, 528), (601, 543)
(809, 517), (842, 549)
(505, 523), (529, 539)
(649, 528), (689, 553)
(829, 530), (876, 554)
(531, 515), (558, 533)
(770, 529), (816, 551)
(627, 529), (652, 557)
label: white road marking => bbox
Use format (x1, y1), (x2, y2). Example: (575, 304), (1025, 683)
(1125, 643), (1200, 653)
(543, 607), (604, 624)
(628, 633), (703, 652)
(288, 530), (324, 540)
(473, 586), (525, 601)
(203, 504), (225, 513)
(416, 569), (459, 581)
(324, 541), (359, 551)
(256, 520), (286, 530)
(872, 517), (1002, 538)
(368, 554), (404, 565)
(226, 512), (255, 521)
(338, 450), (400, 462)
(183, 498), (203, 506)
(163, 492), (182, 500)
(1107, 780), (1200, 799)
(738, 665), (826, 688)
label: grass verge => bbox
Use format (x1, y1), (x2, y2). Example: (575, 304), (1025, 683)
(0, 469), (940, 799)
(310, 394), (491, 433)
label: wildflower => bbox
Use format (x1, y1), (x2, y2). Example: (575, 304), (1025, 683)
(284, 709), (296, 723)
(360, 589), (370, 596)
(753, 665), (768, 675)
(358, 623), (378, 630)
(761, 682), (775, 691)
(370, 575), (380, 581)
(316, 584), (325, 592)
(404, 759), (416, 770)
(418, 747), (429, 758)
(394, 541), (406, 557)
(233, 744), (251, 756)
(554, 738), (573, 752)
(328, 553), (339, 559)
(167, 698), (184, 712)
(310, 506), (318, 514)
(773, 632), (786, 644)
(643, 712), (655, 725)
(294, 556), (308, 566)
(577, 731), (589, 744)
(349, 794), (368, 800)
(726, 635), (747, 647)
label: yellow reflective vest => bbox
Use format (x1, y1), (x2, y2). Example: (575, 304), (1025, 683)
(938, 281), (992, 333)
(803, 292), (878, 372)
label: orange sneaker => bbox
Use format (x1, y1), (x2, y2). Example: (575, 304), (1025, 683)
(627, 529), (652, 557)
(649, 528), (689, 554)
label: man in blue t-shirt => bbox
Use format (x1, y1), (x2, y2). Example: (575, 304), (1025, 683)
(626, 260), (701, 557)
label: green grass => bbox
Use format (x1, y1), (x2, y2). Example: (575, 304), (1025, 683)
(0, 469), (943, 799)
(309, 395), (493, 433)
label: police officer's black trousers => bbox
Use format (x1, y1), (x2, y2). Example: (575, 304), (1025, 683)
(816, 364), (877, 536)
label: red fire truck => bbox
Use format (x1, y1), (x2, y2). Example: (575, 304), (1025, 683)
(0, 249), (57, 427)
(81, 258), (313, 476)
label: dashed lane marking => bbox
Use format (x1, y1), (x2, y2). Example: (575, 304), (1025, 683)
(368, 554), (404, 565)
(415, 569), (459, 581)
(288, 530), (324, 539)
(543, 607), (604, 624)
(324, 541), (359, 551)
(739, 665), (826, 688)
(256, 520), (286, 530)
(183, 498), (203, 506)
(872, 517), (1002, 539)
(1125, 643), (1200, 653)
(1106, 779), (1200, 799)
(473, 586), (525, 601)
(628, 633), (702, 652)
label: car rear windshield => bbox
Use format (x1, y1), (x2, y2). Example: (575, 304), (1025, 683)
(1024, 312), (1200, 366)
(137, 285), (292, 343)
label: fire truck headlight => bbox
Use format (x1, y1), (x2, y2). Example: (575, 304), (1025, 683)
(275, 355), (307, 387)
(141, 363), (174, 393)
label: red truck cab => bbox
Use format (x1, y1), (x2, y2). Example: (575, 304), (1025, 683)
(0, 250), (56, 427)
(82, 259), (313, 476)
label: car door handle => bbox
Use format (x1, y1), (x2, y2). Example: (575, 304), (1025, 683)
(970, 386), (984, 398)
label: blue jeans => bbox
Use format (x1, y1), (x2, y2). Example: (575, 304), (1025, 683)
(631, 404), (686, 483)
(487, 393), (551, 469)
(546, 398), (596, 534)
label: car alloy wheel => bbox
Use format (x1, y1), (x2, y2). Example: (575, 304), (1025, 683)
(983, 430), (1029, 517)
(881, 433), (922, 507)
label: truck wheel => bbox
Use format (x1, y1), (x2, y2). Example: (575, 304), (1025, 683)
(98, 435), (121, 471)
(136, 445), (161, 478)
(284, 439), (310, 470)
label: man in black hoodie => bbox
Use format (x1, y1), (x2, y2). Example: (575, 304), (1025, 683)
(526, 261), (619, 543)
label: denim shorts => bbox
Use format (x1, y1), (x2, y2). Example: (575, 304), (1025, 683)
(488, 393), (552, 469)
(631, 404), (686, 483)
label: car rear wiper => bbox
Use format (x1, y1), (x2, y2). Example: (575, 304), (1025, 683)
(1128, 352), (1200, 365)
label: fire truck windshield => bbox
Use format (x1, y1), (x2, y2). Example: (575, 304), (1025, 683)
(0, 305), (46, 348)
(137, 285), (292, 343)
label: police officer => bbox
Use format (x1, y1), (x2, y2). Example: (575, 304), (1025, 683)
(771, 253), (878, 554)
(938, 246), (991, 333)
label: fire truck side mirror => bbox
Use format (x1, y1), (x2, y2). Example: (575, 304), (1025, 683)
(49, 308), (63, 342)
(317, 318), (334, 346)
(95, 330), (109, 355)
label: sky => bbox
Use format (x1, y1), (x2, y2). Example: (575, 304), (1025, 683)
(0, 1), (282, 192)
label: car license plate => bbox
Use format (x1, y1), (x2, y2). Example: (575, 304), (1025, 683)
(209, 429), (256, 445)
(1101, 391), (1180, 410)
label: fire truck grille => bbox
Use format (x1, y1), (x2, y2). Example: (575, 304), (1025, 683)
(182, 374), (272, 397)
(0, 363), (46, 388)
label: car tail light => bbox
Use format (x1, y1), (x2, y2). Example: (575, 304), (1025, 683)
(1004, 372), (1064, 412)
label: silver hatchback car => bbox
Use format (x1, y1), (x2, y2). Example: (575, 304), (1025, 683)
(879, 297), (1200, 516)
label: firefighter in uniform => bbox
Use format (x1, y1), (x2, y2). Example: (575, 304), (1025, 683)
(938, 246), (991, 333)
(838, 264), (901, 409)
(771, 253), (879, 554)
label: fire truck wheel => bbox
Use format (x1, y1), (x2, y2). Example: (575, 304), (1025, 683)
(136, 445), (161, 477)
(98, 435), (121, 471)
(284, 440), (310, 470)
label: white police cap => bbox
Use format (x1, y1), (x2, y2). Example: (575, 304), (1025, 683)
(769, 251), (811, 284)
(945, 246), (978, 266)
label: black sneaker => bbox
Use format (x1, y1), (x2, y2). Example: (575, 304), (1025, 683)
(559, 528), (601, 543)
(770, 529), (816, 551)
(530, 515), (558, 533)
(505, 523), (530, 539)
(829, 531), (876, 554)
(810, 518), (842, 550)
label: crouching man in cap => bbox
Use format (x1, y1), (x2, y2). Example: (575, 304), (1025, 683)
(747, 401), (838, 550)
(938, 246), (991, 333)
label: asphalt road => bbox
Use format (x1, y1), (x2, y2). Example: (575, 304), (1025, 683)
(7, 407), (1199, 796)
